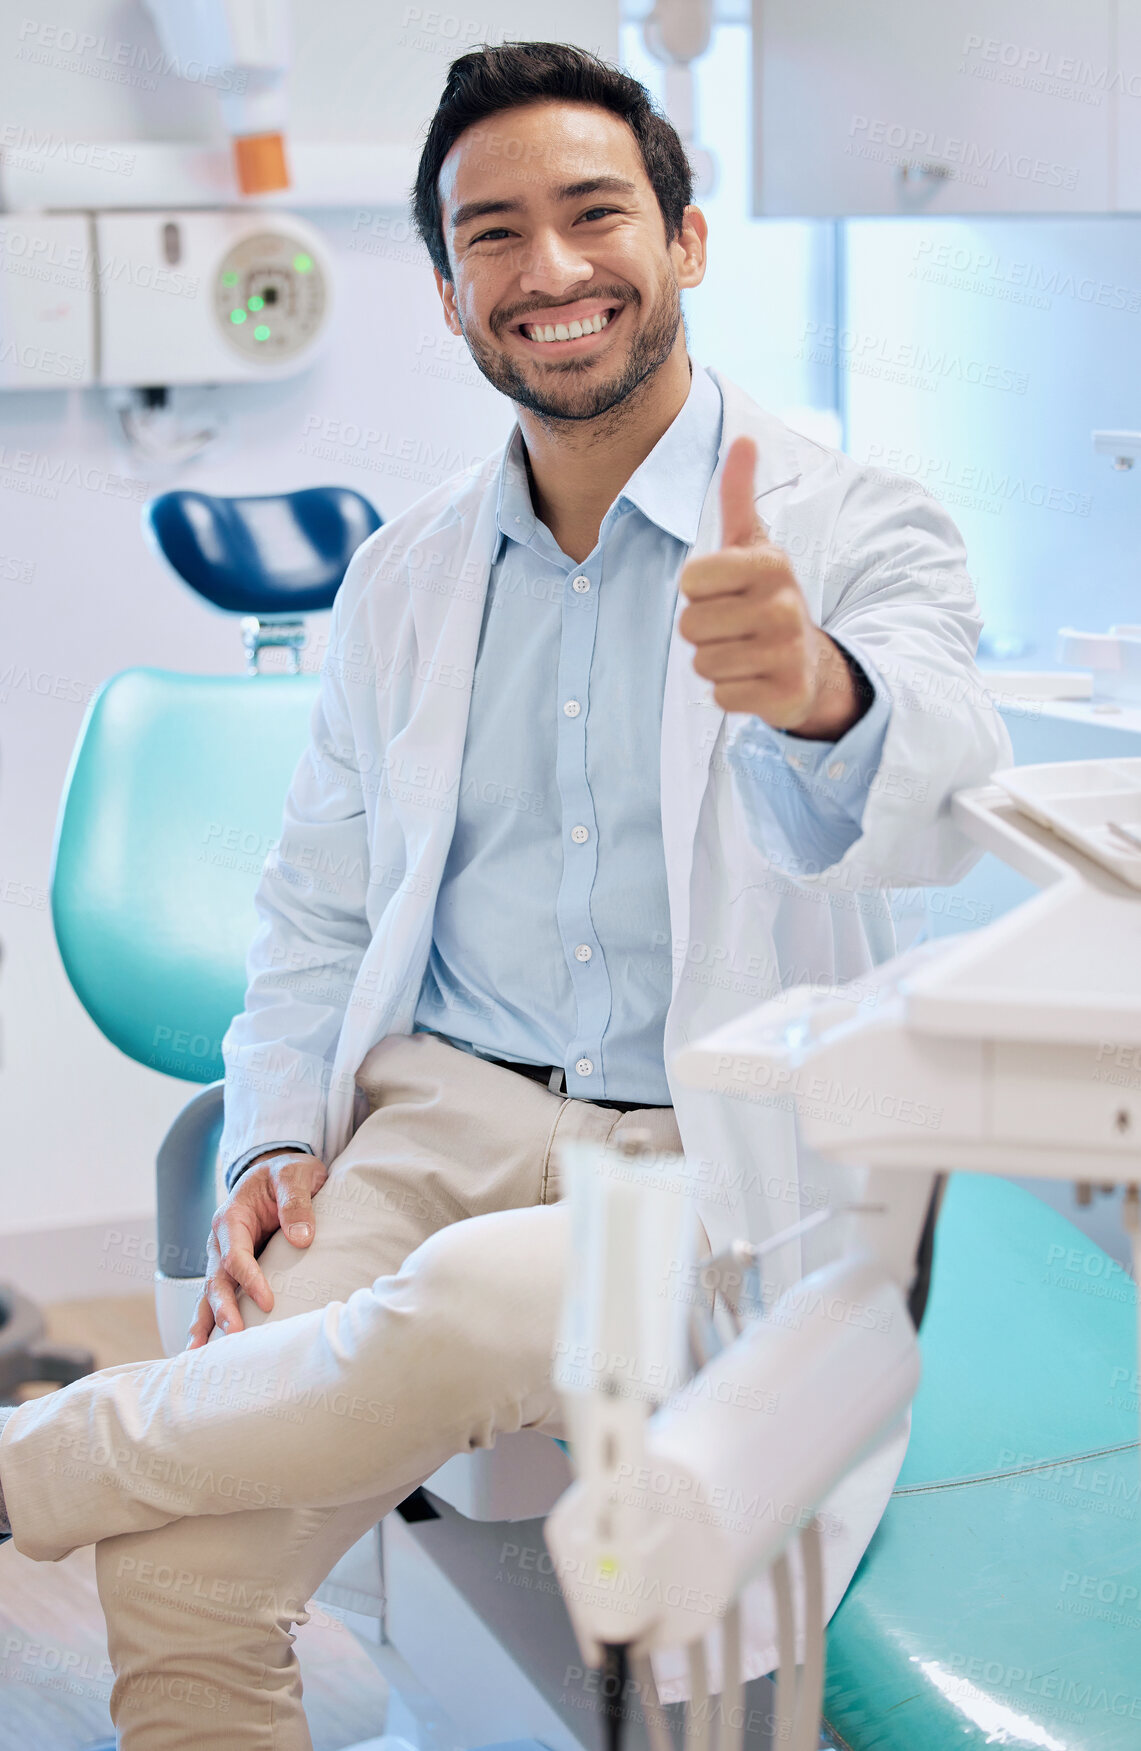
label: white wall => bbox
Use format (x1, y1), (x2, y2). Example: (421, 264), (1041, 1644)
(0, 0), (616, 1254)
(841, 216), (1141, 661)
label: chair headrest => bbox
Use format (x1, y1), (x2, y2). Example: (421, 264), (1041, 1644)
(52, 668), (320, 1082)
(146, 486), (382, 616)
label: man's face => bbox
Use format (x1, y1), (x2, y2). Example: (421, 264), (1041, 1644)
(435, 101), (705, 422)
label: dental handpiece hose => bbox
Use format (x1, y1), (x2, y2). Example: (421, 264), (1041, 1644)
(601, 1642), (629, 1751)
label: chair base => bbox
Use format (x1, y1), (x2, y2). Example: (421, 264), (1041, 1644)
(154, 1269), (205, 1358)
(0, 1281), (93, 1402)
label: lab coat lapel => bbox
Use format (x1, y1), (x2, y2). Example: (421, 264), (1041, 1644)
(396, 462), (502, 852)
(660, 371), (803, 995)
(324, 457), (503, 1156)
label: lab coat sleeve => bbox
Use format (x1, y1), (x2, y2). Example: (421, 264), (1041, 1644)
(225, 1141), (314, 1194)
(219, 591), (375, 1172)
(724, 645), (891, 872)
(763, 471), (1011, 888)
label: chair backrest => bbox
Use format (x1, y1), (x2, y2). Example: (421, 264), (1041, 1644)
(145, 486), (381, 616)
(52, 668), (318, 1084)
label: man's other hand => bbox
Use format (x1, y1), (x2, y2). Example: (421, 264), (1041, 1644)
(679, 435), (860, 740)
(187, 1149), (329, 1348)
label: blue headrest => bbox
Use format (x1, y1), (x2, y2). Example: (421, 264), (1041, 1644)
(146, 486), (382, 616)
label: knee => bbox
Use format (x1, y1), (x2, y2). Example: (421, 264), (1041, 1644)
(379, 1208), (567, 1359)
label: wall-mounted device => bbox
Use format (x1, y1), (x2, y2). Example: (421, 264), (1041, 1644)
(0, 210), (332, 391)
(1093, 429), (1141, 471)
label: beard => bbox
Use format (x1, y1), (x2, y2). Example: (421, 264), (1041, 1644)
(459, 274), (683, 424)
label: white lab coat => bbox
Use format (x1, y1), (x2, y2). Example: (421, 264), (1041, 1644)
(221, 370), (1011, 1692)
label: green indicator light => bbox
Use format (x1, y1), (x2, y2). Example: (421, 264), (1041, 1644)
(247, 294), (264, 311)
(253, 324), (271, 341)
(221, 271), (238, 286)
(230, 308), (247, 324)
(293, 252), (313, 273)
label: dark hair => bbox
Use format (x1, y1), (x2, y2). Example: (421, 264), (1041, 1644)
(412, 41), (693, 281)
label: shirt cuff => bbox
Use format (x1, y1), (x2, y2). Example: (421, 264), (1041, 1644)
(726, 644), (891, 870)
(226, 1141), (314, 1193)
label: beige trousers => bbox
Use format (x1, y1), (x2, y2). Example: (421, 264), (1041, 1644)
(0, 1033), (682, 1749)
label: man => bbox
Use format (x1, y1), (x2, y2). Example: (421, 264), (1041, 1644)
(0, 40), (1010, 1748)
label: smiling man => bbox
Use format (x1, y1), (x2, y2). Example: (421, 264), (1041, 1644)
(0, 42), (1010, 1749)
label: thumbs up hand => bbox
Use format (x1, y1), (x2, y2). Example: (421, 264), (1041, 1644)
(678, 437), (860, 739)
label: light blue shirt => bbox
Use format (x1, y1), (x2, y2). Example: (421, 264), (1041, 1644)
(229, 365), (890, 1180)
(412, 364), (890, 1103)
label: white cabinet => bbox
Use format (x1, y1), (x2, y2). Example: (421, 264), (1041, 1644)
(1116, 0), (1141, 208)
(752, 0), (1118, 215)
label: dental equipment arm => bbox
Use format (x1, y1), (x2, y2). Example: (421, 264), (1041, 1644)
(545, 1131), (935, 1745)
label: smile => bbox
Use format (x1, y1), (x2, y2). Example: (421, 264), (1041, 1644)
(512, 300), (625, 350)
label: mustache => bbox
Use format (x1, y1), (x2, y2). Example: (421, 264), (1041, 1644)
(492, 286), (639, 332)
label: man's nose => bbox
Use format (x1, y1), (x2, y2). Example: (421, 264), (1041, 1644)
(516, 229), (594, 296)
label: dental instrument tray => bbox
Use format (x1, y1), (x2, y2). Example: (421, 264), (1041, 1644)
(996, 757), (1141, 889)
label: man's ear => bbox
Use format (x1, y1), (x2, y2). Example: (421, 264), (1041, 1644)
(674, 204), (708, 292)
(434, 267), (462, 337)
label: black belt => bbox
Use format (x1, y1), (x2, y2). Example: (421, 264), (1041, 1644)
(483, 1053), (671, 1113)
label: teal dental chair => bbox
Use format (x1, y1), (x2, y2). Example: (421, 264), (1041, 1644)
(52, 485), (380, 1350)
(49, 535), (1141, 1748)
(52, 665), (321, 1350)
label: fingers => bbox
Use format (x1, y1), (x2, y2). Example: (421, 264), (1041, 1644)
(680, 542), (786, 606)
(680, 577), (804, 646)
(203, 1203), (273, 1339)
(718, 435), (765, 549)
(273, 1155), (328, 1247)
(184, 1154), (331, 1350)
(691, 630), (805, 685)
(710, 676), (814, 724)
(186, 1291), (215, 1350)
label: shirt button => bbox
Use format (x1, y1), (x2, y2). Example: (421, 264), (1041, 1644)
(827, 760), (846, 780)
(575, 1057), (594, 1077)
(563, 699), (581, 718)
(572, 575), (591, 593)
(570, 825), (590, 844)
(787, 753), (805, 772)
(574, 944), (592, 962)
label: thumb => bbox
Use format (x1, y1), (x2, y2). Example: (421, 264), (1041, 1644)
(718, 435), (766, 549)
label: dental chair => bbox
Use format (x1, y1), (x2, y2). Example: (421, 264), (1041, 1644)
(49, 496), (1141, 1751)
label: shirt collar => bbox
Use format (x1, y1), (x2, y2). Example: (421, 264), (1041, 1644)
(618, 362), (722, 545)
(493, 361), (723, 559)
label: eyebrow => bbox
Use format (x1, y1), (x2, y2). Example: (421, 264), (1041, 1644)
(449, 176), (639, 232)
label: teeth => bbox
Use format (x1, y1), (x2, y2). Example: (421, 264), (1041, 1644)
(524, 310), (612, 342)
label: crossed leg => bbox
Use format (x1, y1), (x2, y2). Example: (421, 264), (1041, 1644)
(0, 1034), (681, 1747)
